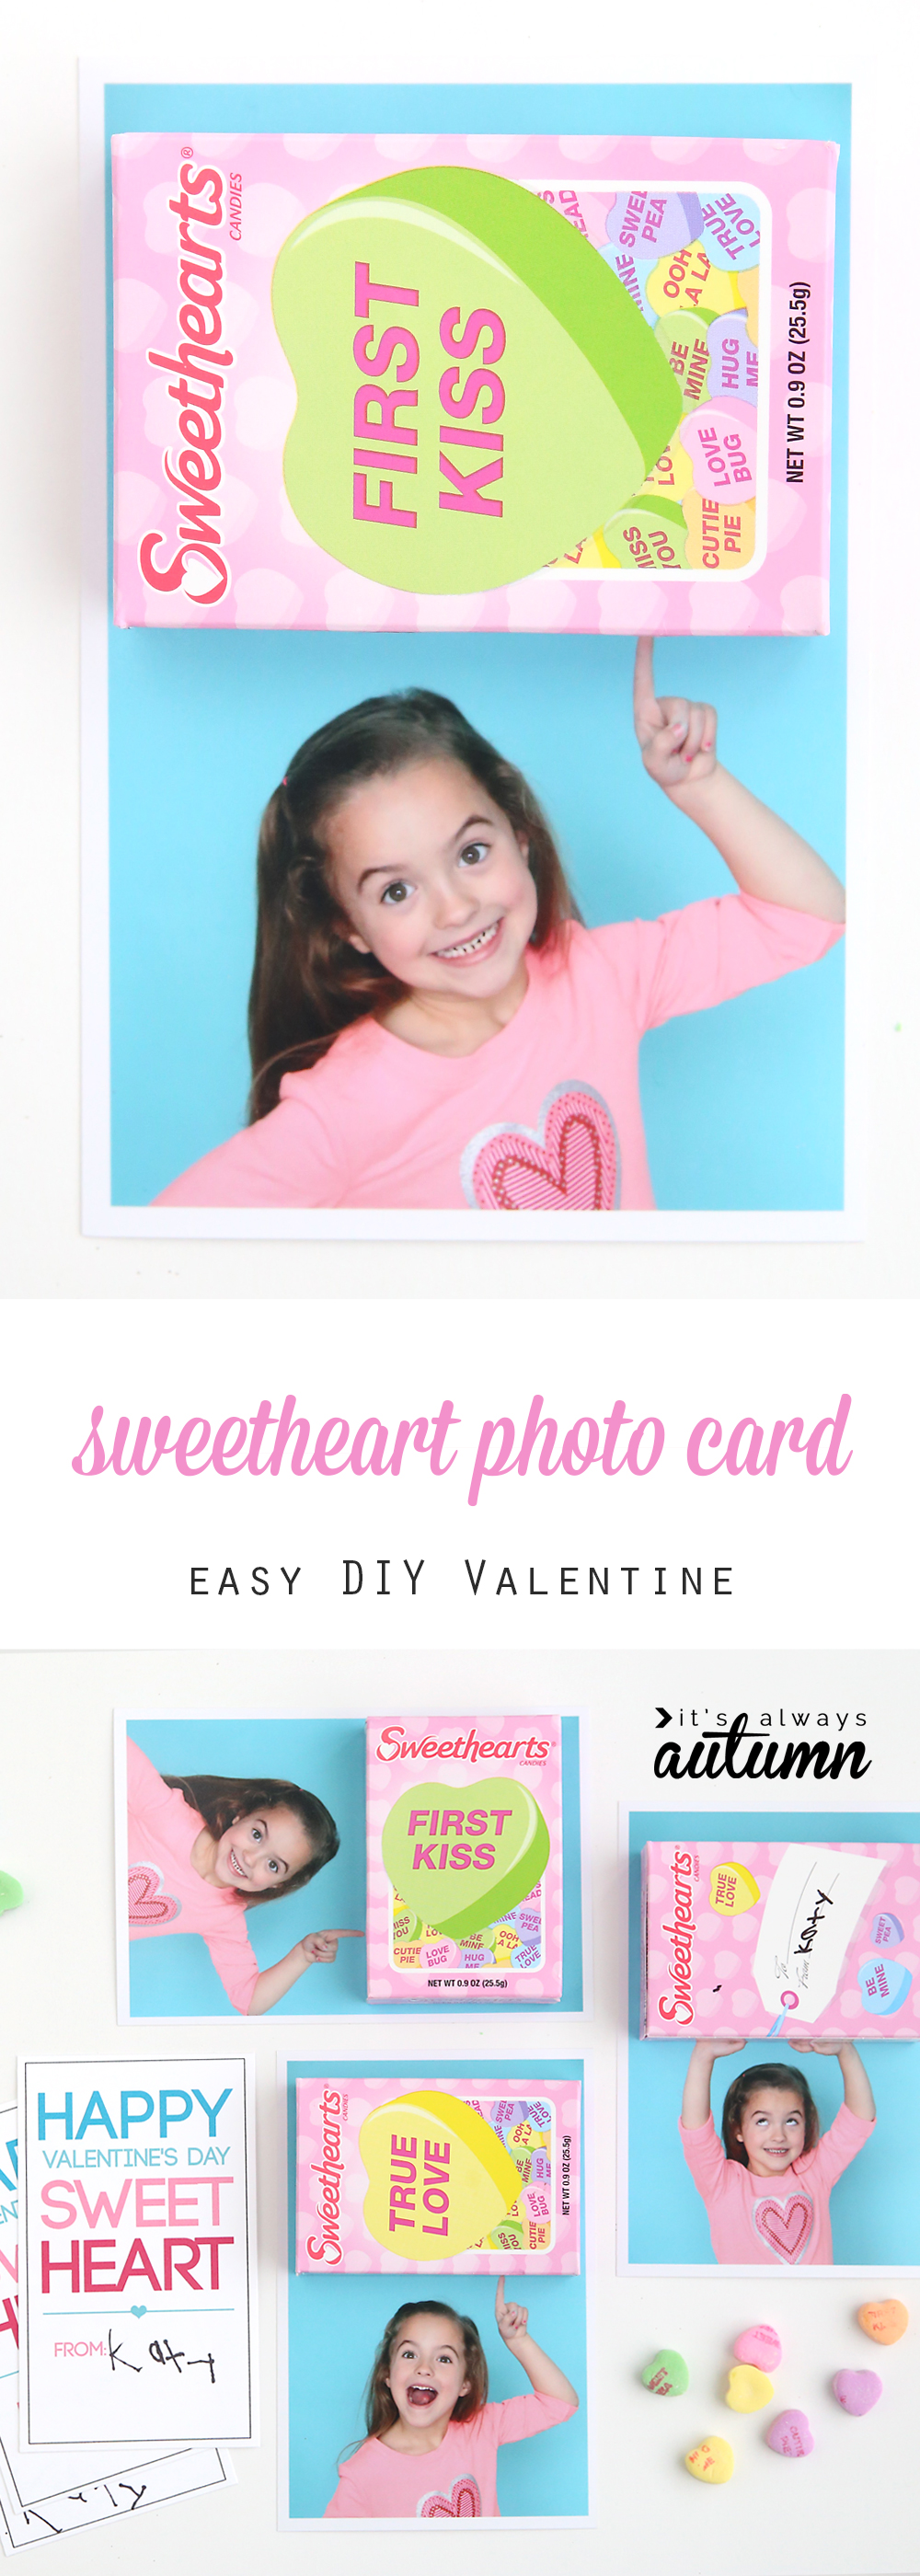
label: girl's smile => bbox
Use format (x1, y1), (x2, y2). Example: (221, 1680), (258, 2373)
(735, 2086), (807, 2178)
(192, 1804), (314, 1895)
(326, 757), (538, 1052)
(383, 2317), (470, 2451)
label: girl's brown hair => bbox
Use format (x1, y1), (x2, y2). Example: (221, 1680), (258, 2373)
(363, 2302), (489, 2441)
(162, 1773), (339, 1907)
(721, 2061), (820, 2166)
(247, 688), (580, 1119)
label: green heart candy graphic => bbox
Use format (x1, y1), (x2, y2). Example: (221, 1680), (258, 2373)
(272, 164), (682, 592)
(381, 1774), (550, 1941)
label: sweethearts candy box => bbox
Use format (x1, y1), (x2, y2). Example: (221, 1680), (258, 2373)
(295, 2074), (581, 2273)
(111, 132), (836, 635)
(641, 1841), (920, 2040)
(365, 1717), (563, 2001)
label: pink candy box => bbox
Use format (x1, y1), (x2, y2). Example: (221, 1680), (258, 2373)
(295, 2073), (581, 2274)
(641, 1840), (920, 2039)
(365, 1717), (563, 2002)
(111, 132), (836, 634)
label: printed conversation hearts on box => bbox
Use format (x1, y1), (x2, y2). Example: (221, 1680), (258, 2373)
(272, 165), (682, 590)
(359, 2088), (521, 2260)
(381, 1777), (551, 1942)
(857, 1955), (913, 2016)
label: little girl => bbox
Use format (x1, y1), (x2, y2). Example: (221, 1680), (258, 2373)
(324, 2281), (578, 2518)
(680, 2035), (876, 2265)
(127, 1736), (361, 2014)
(156, 638), (845, 1212)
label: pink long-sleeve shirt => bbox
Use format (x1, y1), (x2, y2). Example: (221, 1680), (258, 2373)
(155, 899), (842, 1212)
(126, 1737), (260, 2013)
(323, 2392), (577, 2518)
(680, 2106), (875, 2264)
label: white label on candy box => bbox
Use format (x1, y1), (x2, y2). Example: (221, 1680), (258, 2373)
(752, 1846), (883, 2026)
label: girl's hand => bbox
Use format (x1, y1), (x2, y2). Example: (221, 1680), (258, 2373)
(788, 2034), (847, 2056)
(633, 635), (718, 793)
(298, 1928), (362, 1968)
(495, 2277), (529, 2347)
(701, 2036), (746, 2059)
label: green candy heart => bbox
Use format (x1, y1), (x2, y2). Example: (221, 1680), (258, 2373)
(643, 2348), (689, 2397)
(272, 164), (682, 592)
(381, 1775), (551, 1942)
(0, 1874), (22, 1915)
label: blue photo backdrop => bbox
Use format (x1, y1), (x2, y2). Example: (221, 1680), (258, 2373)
(103, 81), (850, 1212)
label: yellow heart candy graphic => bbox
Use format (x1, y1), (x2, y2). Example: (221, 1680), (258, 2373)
(708, 1862), (761, 1915)
(359, 2089), (521, 2261)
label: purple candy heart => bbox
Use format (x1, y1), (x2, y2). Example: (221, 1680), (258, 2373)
(833, 2370), (882, 2417)
(767, 2409), (813, 2458)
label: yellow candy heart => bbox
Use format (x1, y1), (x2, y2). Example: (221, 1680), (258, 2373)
(708, 1862), (761, 1915)
(685, 2436), (733, 2485)
(726, 2363), (773, 2412)
(359, 2088), (521, 2261)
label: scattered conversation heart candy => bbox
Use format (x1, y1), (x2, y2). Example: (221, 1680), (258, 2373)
(642, 2349), (689, 2396)
(767, 2409), (813, 2458)
(685, 2435), (733, 2484)
(0, 1873), (23, 1915)
(833, 2371), (882, 2416)
(708, 1861), (761, 1915)
(381, 1777), (551, 1942)
(680, 397), (757, 501)
(858, 2299), (908, 2345)
(273, 165), (683, 592)
(857, 1955), (913, 2015)
(727, 2364), (773, 2412)
(734, 2323), (782, 2372)
(359, 2088), (521, 2260)
(871, 1912), (904, 1949)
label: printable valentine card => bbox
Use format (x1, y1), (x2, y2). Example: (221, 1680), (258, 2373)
(0, 2107), (234, 2553)
(365, 1718), (564, 2001)
(295, 2072), (581, 2273)
(18, 2060), (257, 2448)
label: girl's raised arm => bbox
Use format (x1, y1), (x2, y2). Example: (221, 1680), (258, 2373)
(247, 1928), (362, 2016)
(633, 635), (845, 924)
(681, 2035), (744, 2130)
(494, 2278), (578, 2407)
(788, 2035), (877, 2122)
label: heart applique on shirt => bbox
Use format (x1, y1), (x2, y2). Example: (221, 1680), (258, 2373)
(752, 2190), (814, 2263)
(418, 2475), (481, 2519)
(461, 1082), (621, 1212)
(128, 1864), (180, 1926)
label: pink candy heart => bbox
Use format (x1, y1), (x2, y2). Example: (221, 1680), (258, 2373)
(464, 1083), (620, 1212)
(833, 2370), (882, 2417)
(734, 2322), (782, 2371)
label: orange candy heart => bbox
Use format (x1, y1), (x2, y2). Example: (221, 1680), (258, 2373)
(857, 2299), (908, 2346)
